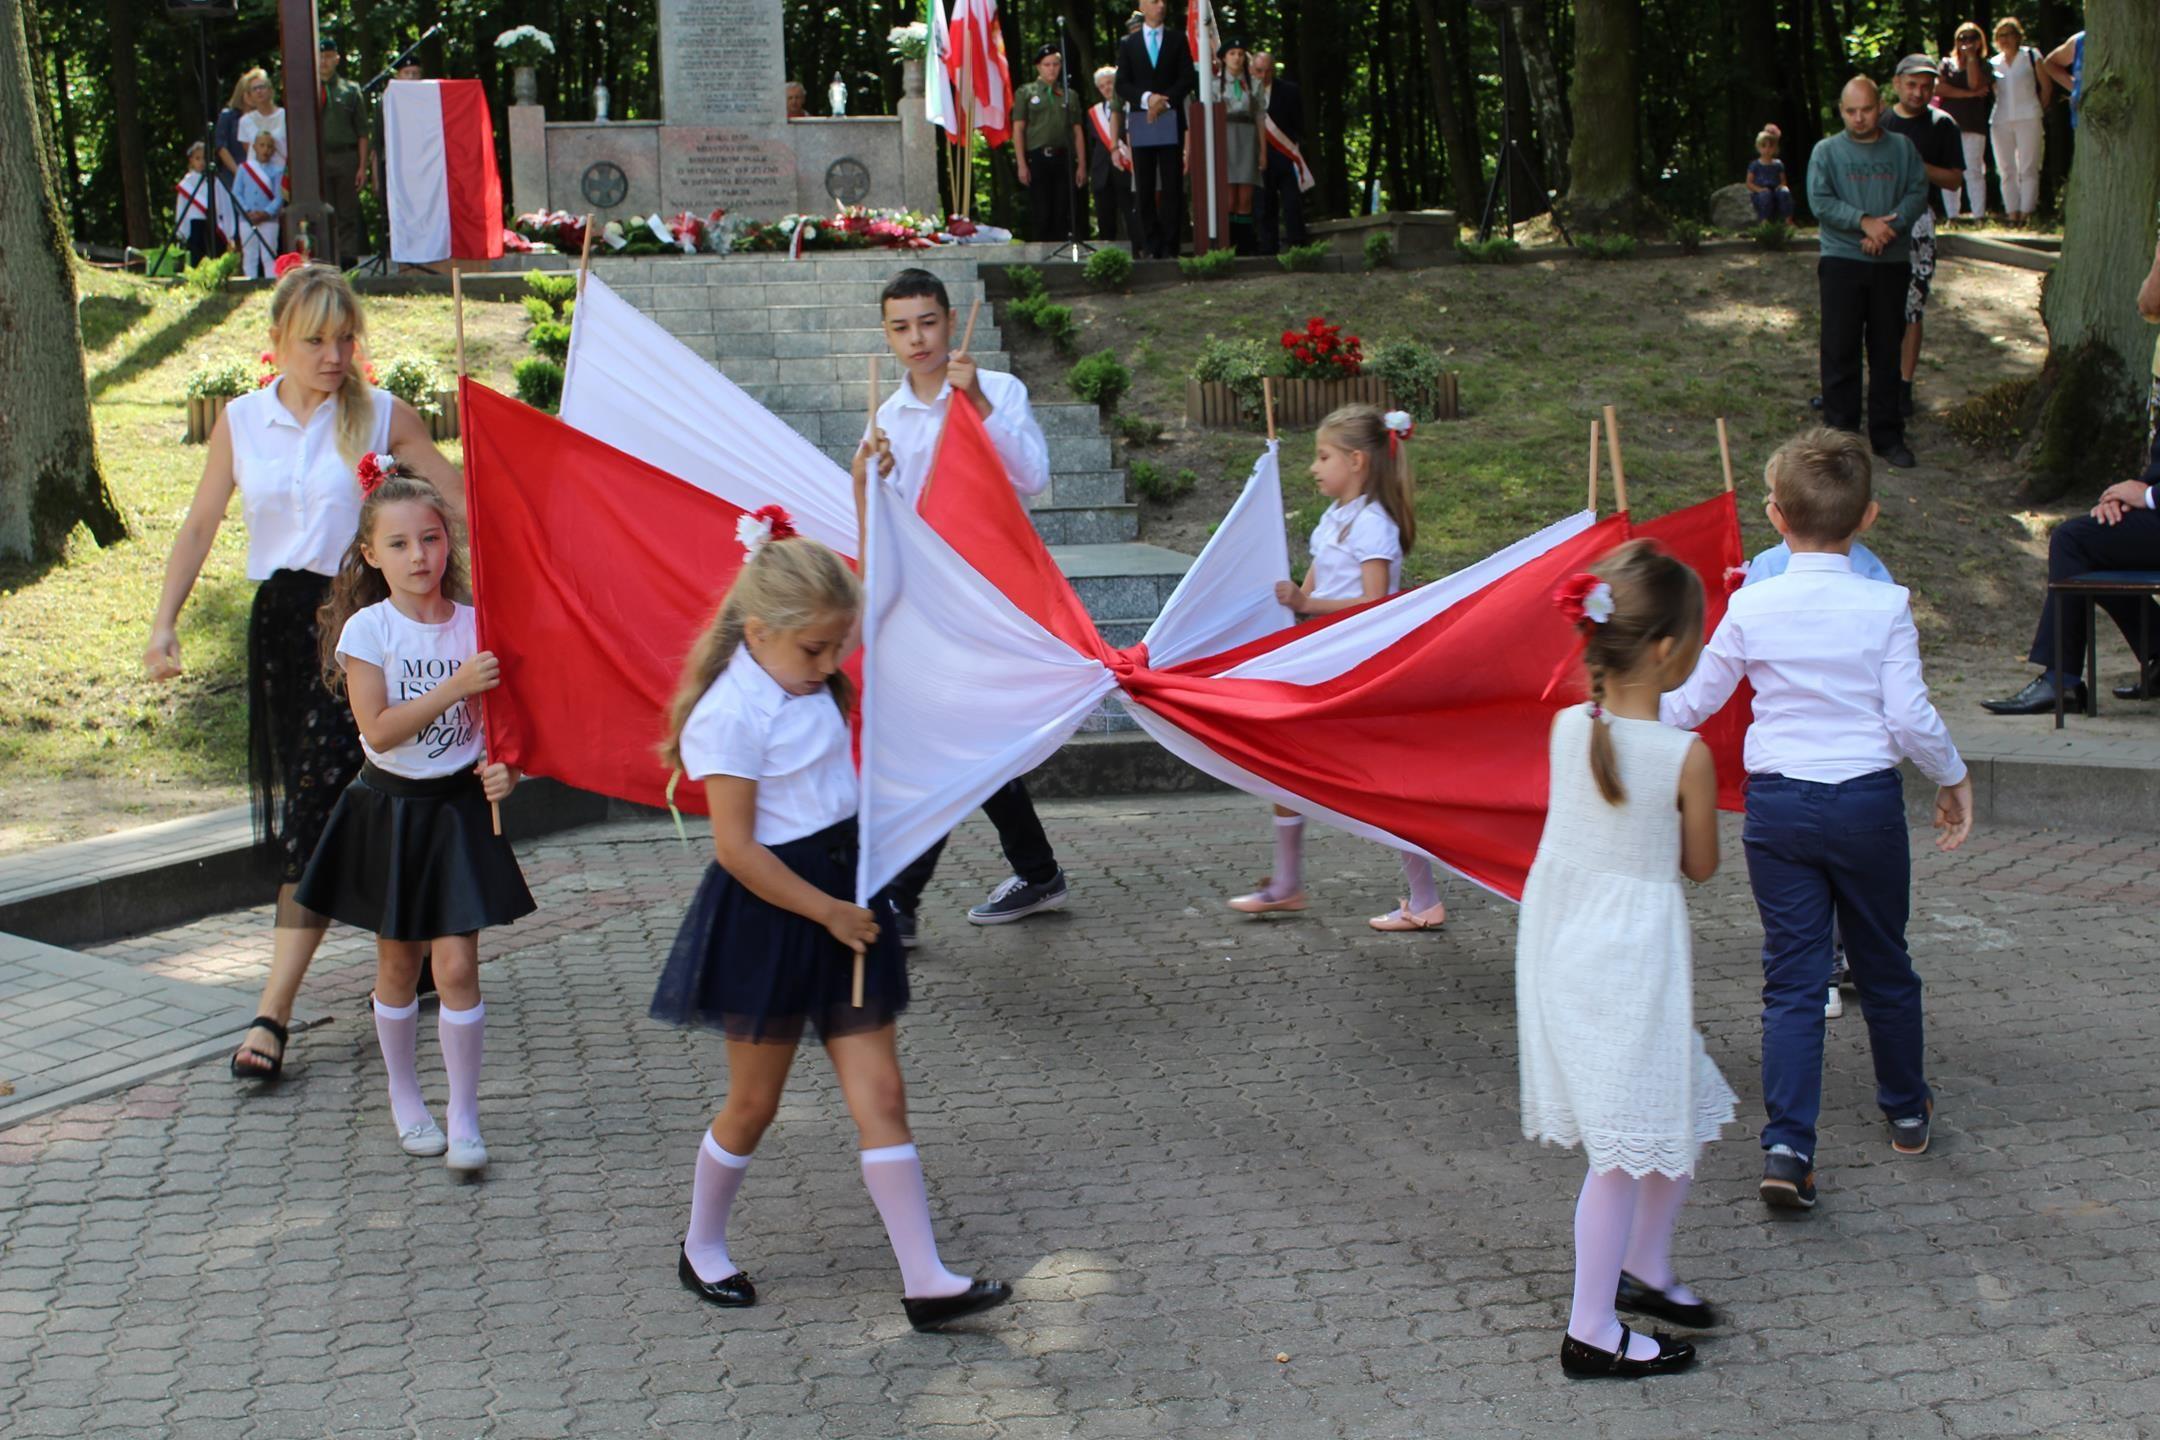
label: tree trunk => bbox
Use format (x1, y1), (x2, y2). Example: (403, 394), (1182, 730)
(1413, 0), (1484, 218)
(0, 0), (125, 563)
(1563, 0), (1642, 230)
(1815, 0), (1848, 80)
(1507, 0), (1569, 197)
(2024, 3), (2160, 501)
(105, 0), (151, 249)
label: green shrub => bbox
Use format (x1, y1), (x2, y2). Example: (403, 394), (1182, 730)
(529, 318), (573, 363)
(1127, 459), (1195, 502)
(183, 357), (255, 399)
(1277, 240), (1333, 272)
(513, 355), (565, 413)
(1363, 231), (1395, 270)
(521, 293), (555, 326)
(1366, 340), (1448, 422)
(378, 356), (447, 418)
(182, 250), (240, 294)
(1669, 216), (1707, 255)
(1007, 263), (1046, 299)
(526, 270), (577, 312)
(1177, 247), (1239, 280)
(1173, 467), (1199, 497)
(1577, 233), (1637, 261)
(1008, 292), (1078, 352)
(1191, 335), (1273, 417)
(1114, 414), (1165, 447)
(1067, 350), (1131, 409)
(1456, 235), (1520, 265)
(1749, 220), (1794, 252)
(1083, 247), (1135, 289)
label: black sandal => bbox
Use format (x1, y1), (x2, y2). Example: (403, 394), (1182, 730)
(230, 1016), (289, 1080)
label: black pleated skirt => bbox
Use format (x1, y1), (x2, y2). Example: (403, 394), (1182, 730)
(247, 570), (366, 883)
(650, 818), (908, 1045)
(293, 763), (536, 940)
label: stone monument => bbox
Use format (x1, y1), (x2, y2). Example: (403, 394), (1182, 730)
(508, 0), (939, 226)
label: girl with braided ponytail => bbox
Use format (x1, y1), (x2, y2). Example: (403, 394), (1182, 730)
(1515, 540), (1736, 1381)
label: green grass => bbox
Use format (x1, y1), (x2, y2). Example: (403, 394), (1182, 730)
(0, 266), (526, 844)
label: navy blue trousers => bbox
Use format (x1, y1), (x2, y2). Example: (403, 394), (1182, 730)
(1743, 770), (1932, 1159)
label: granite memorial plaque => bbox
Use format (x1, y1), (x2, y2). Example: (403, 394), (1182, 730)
(659, 126), (797, 216)
(660, 0), (788, 127)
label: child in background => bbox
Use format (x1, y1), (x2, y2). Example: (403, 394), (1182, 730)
(650, 504), (1010, 1331)
(294, 459), (533, 1175)
(173, 141), (229, 266)
(1518, 541), (1733, 1381)
(232, 129), (286, 279)
(1747, 126), (1794, 223)
(1663, 428), (1972, 1213)
(1228, 405), (1447, 933)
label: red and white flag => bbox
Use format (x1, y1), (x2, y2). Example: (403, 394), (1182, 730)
(947, 0), (1014, 146)
(383, 79), (504, 264)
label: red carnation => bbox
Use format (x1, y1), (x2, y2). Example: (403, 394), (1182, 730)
(751, 503), (797, 542)
(273, 252), (307, 279)
(357, 452), (388, 496)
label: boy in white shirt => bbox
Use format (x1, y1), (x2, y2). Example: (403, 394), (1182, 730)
(1662, 427), (1974, 1212)
(853, 268), (1067, 947)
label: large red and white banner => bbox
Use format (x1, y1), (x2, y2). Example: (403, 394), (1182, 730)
(383, 79), (504, 264)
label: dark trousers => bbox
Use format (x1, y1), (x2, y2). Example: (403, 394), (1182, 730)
(325, 149), (363, 264)
(1818, 256), (1908, 450)
(2025, 510), (2160, 678)
(183, 217), (214, 265)
(1744, 770), (1932, 1160)
(1026, 148), (1076, 243)
(1092, 174), (1137, 242)
(1132, 142), (1182, 259)
(1259, 160), (1306, 254)
(890, 777), (1059, 917)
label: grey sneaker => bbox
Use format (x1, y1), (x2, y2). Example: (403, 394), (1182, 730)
(1890, 1101), (1933, 1156)
(966, 871), (1069, 926)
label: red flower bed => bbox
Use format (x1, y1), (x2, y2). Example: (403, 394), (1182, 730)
(1279, 315), (1363, 380)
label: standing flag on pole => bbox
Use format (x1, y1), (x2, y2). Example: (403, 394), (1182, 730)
(947, 0), (1013, 146)
(1188, 0), (1219, 104)
(382, 79), (505, 263)
(924, 0), (961, 140)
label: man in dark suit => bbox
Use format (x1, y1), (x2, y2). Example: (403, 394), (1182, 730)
(1253, 51), (1308, 255)
(1115, 0), (1196, 259)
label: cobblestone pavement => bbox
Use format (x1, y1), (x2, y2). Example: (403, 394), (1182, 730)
(5, 793), (2160, 1439)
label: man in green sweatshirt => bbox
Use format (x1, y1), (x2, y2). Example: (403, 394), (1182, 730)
(1807, 76), (1930, 469)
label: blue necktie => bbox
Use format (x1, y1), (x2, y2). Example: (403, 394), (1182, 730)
(1147, 28), (1160, 65)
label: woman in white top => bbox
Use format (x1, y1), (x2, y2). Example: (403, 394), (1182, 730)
(144, 263), (462, 1082)
(1987, 17), (2052, 226)
(1228, 405), (1447, 932)
(233, 70), (288, 168)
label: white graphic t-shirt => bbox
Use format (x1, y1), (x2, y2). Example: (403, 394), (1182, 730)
(335, 599), (484, 779)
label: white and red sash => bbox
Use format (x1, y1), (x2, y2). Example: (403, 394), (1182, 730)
(174, 177), (235, 242)
(1262, 112), (1315, 193)
(1087, 104), (1131, 172)
(240, 159), (276, 204)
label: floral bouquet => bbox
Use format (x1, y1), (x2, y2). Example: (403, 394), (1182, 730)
(1279, 315), (1363, 380)
(888, 22), (930, 61)
(512, 209), (588, 254)
(495, 25), (555, 67)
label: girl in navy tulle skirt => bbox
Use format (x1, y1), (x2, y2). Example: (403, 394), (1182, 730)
(652, 503), (1008, 1331)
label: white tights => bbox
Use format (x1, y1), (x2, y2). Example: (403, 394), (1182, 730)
(1567, 1164), (1696, 1358)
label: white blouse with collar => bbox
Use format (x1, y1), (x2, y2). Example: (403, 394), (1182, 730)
(224, 380), (393, 580)
(677, 644), (857, 846)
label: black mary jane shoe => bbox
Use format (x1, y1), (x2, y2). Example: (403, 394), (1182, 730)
(677, 1249), (756, 1307)
(1616, 1271), (1719, 1329)
(1559, 1324), (1696, 1380)
(903, 1278), (1012, 1331)
(229, 1016), (289, 1081)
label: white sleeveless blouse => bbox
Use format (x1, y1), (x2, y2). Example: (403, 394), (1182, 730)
(225, 381), (394, 580)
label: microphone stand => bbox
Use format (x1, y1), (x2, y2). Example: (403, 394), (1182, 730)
(1047, 14), (1096, 262)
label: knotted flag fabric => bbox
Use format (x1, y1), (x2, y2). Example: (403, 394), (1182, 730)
(383, 79), (505, 263)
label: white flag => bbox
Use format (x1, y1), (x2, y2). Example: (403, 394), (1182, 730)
(925, 0), (960, 139)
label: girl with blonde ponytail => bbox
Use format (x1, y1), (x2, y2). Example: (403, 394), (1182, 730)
(143, 261), (464, 1084)
(1516, 540), (1734, 1381)
(649, 508), (1010, 1332)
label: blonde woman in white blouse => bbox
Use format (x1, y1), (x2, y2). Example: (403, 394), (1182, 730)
(1987, 17), (2052, 225)
(144, 264), (461, 1083)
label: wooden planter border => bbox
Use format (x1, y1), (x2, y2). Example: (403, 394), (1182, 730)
(184, 394), (231, 444)
(1185, 373), (1461, 431)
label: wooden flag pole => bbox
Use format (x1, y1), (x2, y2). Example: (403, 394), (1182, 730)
(1263, 376), (1277, 441)
(1587, 419), (1601, 514)
(1716, 417), (1735, 493)
(959, 296), (981, 354)
(576, 213), (596, 299)
(449, 269), (499, 836)
(1601, 404), (1629, 515)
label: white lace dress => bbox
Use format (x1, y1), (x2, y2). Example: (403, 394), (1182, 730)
(1516, 705), (1735, 1177)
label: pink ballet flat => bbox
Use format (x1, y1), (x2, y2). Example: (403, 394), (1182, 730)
(1228, 887), (1308, 914)
(1368, 899), (1447, 932)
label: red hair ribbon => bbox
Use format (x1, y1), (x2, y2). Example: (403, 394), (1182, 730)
(752, 504), (797, 541)
(273, 252), (308, 279)
(357, 452), (392, 497)
(1551, 572), (1615, 629)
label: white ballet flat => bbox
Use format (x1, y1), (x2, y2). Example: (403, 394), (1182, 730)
(446, 1136), (488, 1174)
(398, 1119), (448, 1157)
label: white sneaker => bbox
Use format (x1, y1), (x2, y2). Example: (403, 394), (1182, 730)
(446, 1136), (488, 1174)
(398, 1119), (448, 1156)
(1824, 986), (1844, 1019)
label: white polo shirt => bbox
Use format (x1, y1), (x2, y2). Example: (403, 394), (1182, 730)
(225, 380), (394, 579)
(678, 644), (857, 846)
(870, 368), (1052, 507)
(1306, 495), (1404, 601)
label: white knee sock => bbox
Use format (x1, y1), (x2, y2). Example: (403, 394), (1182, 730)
(684, 1132), (751, 1282)
(859, 1143), (971, 1299)
(1569, 1166), (1659, 1360)
(371, 996), (431, 1134)
(1269, 816), (1305, 897)
(1400, 851), (1441, 912)
(438, 1002), (485, 1143)
(1622, 1172), (1699, 1303)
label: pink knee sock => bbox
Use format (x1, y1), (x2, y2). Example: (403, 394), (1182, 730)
(684, 1132), (751, 1282)
(1400, 851), (1440, 912)
(859, 1143), (971, 1299)
(1568, 1165), (1659, 1360)
(437, 1002), (485, 1143)
(371, 996), (431, 1134)
(1622, 1171), (1698, 1302)
(1268, 816), (1305, 898)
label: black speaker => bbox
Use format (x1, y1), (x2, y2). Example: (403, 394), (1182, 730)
(168, 1), (239, 17)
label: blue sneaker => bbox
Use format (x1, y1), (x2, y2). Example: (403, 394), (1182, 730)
(1760, 1145), (1816, 1211)
(966, 871), (1069, 926)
